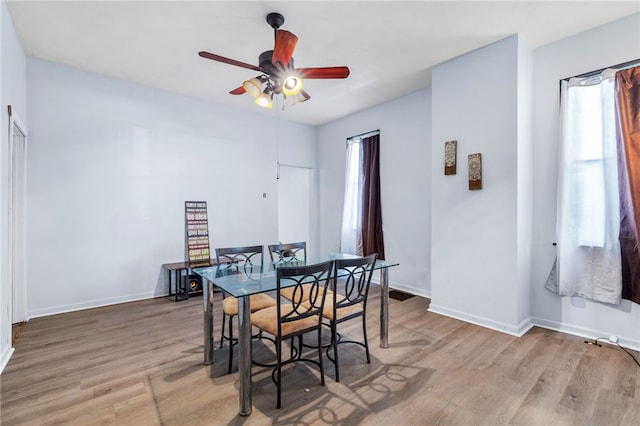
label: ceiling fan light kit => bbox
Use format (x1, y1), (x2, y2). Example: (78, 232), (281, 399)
(198, 12), (350, 109)
(255, 91), (273, 109)
(282, 75), (303, 96)
(242, 77), (263, 98)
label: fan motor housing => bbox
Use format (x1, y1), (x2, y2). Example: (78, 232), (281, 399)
(259, 50), (294, 72)
(259, 50), (276, 73)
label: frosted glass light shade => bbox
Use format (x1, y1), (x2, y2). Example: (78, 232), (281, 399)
(242, 78), (263, 98)
(289, 91), (310, 106)
(282, 76), (303, 96)
(255, 92), (273, 108)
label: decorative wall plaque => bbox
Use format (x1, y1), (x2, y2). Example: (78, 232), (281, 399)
(444, 140), (457, 175)
(468, 153), (482, 190)
(185, 201), (210, 261)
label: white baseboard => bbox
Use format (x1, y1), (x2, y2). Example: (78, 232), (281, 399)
(27, 291), (161, 319)
(0, 346), (15, 374)
(425, 304), (639, 352)
(429, 303), (534, 337)
(389, 282), (431, 299)
(23, 286), (639, 354)
(370, 278), (431, 299)
(532, 316), (640, 352)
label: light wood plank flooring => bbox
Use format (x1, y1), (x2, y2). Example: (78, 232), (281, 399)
(1, 290), (639, 425)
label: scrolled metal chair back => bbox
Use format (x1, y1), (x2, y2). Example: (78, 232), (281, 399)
(276, 260), (333, 326)
(334, 254), (378, 309)
(215, 245), (264, 273)
(268, 241), (307, 265)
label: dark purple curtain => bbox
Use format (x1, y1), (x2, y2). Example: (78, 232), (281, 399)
(361, 134), (385, 259)
(616, 66), (640, 304)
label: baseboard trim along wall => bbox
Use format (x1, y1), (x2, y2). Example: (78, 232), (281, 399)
(428, 303), (534, 337)
(372, 279), (431, 299)
(25, 286), (639, 353)
(532, 316), (640, 352)
(0, 347), (15, 375)
(27, 291), (160, 319)
(427, 304), (640, 351)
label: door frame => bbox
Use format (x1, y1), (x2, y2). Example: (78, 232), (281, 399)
(8, 105), (28, 326)
(277, 163), (316, 255)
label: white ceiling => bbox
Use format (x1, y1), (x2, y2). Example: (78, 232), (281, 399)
(6, 1), (640, 125)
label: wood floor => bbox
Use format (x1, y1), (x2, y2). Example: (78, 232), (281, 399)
(1, 289), (639, 425)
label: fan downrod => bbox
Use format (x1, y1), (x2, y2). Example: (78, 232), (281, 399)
(266, 12), (284, 30)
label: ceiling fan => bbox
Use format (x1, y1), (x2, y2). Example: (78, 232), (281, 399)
(198, 12), (350, 109)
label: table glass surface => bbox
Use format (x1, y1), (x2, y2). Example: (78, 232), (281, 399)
(193, 253), (399, 298)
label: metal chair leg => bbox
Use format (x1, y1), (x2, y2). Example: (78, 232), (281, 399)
(319, 326), (325, 385)
(362, 314), (371, 364)
(332, 320), (340, 382)
(228, 316), (234, 374)
(276, 337), (282, 409)
(220, 313), (227, 349)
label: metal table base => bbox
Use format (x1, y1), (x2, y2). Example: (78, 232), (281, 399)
(199, 256), (398, 417)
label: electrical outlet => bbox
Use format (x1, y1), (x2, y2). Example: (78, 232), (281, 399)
(609, 335), (619, 344)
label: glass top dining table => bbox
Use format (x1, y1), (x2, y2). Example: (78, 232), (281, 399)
(194, 253), (399, 417)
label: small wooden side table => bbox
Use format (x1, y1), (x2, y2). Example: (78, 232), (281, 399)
(162, 259), (220, 301)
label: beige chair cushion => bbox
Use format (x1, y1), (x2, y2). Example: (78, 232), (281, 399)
(328, 303), (364, 321)
(303, 295), (363, 321)
(280, 284), (333, 303)
(251, 304), (320, 338)
(222, 293), (276, 316)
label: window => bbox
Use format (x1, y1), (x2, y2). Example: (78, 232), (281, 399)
(340, 136), (363, 255)
(340, 130), (385, 259)
(555, 68), (622, 303)
(562, 72), (617, 247)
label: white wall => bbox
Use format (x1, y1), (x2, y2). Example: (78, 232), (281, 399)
(318, 14), (640, 347)
(531, 13), (640, 349)
(316, 89), (431, 296)
(430, 35), (532, 335)
(25, 58), (316, 318)
(0, 0), (27, 372)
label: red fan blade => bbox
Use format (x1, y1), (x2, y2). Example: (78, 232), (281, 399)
(272, 30), (298, 67)
(229, 86), (246, 95)
(198, 51), (263, 72)
(296, 66), (350, 79)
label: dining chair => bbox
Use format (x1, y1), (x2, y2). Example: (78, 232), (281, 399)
(215, 245), (276, 374)
(268, 241), (307, 264)
(268, 242), (322, 303)
(322, 253), (377, 382)
(250, 259), (334, 409)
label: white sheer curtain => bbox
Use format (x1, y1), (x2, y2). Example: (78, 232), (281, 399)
(556, 69), (622, 304)
(340, 138), (363, 255)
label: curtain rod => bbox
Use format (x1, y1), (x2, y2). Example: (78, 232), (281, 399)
(562, 58), (640, 81)
(347, 129), (380, 141)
